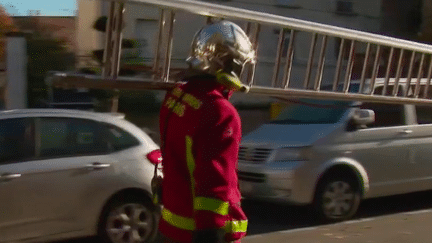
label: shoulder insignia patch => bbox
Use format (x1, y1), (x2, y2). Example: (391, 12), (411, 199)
(223, 127), (234, 138)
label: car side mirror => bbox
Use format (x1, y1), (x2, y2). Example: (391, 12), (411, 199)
(352, 108), (375, 126)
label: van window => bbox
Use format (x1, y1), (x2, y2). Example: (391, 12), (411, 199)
(415, 105), (432, 124)
(359, 103), (405, 127)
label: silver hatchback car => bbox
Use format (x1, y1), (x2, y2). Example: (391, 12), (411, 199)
(238, 80), (432, 221)
(0, 109), (160, 243)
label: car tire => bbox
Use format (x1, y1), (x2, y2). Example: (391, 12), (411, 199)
(98, 195), (159, 243)
(313, 174), (361, 222)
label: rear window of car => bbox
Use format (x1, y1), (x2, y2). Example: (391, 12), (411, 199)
(105, 124), (140, 151)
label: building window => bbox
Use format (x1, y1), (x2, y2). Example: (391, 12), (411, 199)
(335, 0), (356, 16)
(135, 19), (158, 61)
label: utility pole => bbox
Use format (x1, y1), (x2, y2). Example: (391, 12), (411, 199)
(5, 32), (27, 110)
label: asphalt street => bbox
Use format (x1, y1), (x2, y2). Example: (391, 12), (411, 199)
(59, 189), (432, 243)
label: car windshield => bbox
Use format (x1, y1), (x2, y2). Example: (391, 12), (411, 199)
(271, 99), (353, 124)
(271, 83), (359, 125)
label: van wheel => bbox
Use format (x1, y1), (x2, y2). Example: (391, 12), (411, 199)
(314, 175), (361, 222)
(98, 195), (158, 243)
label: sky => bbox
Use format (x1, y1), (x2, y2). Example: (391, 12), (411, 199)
(1, 0), (76, 16)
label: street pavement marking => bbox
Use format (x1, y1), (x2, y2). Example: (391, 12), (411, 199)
(404, 209), (432, 215)
(278, 226), (318, 234)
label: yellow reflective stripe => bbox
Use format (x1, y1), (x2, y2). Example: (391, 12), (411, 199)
(185, 135), (196, 196)
(194, 197), (229, 216)
(162, 208), (196, 231)
(225, 220), (248, 233)
(186, 136), (246, 234)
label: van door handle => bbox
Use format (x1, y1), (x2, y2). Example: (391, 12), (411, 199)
(399, 129), (412, 135)
(0, 173), (21, 181)
(85, 162), (111, 170)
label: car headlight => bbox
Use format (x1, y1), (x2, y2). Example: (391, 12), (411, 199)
(273, 147), (308, 161)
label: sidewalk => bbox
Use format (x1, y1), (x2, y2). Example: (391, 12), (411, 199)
(243, 210), (432, 243)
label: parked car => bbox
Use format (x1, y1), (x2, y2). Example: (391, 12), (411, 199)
(238, 79), (432, 221)
(0, 109), (161, 243)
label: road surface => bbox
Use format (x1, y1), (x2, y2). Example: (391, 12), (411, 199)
(60, 190), (432, 243)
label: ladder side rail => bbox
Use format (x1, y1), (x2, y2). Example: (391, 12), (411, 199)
(117, 0), (432, 55)
(51, 72), (432, 106)
(51, 71), (432, 106)
(251, 86), (432, 106)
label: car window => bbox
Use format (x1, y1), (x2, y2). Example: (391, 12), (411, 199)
(0, 118), (34, 163)
(359, 103), (405, 128)
(105, 124), (140, 151)
(38, 118), (110, 158)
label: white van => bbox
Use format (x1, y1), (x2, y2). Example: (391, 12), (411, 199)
(238, 79), (432, 221)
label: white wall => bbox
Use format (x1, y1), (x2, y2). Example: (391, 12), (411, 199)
(76, 0), (104, 59)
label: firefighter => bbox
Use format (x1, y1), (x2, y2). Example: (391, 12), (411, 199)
(158, 20), (256, 243)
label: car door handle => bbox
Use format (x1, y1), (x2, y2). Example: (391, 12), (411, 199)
(85, 162), (111, 170)
(399, 129), (413, 135)
(0, 173), (21, 181)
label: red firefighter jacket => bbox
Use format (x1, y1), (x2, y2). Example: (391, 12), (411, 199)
(158, 75), (247, 243)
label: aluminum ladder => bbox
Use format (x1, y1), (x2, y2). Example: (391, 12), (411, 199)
(50, 0), (432, 105)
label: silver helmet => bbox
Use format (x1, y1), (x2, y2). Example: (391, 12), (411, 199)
(186, 20), (256, 79)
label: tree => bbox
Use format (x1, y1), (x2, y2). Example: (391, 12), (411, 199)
(0, 5), (16, 66)
(13, 17), (75, 107)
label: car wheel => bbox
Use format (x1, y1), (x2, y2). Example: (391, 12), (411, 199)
(99, 196), (158, 243)
(314, 175), (361, 222)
